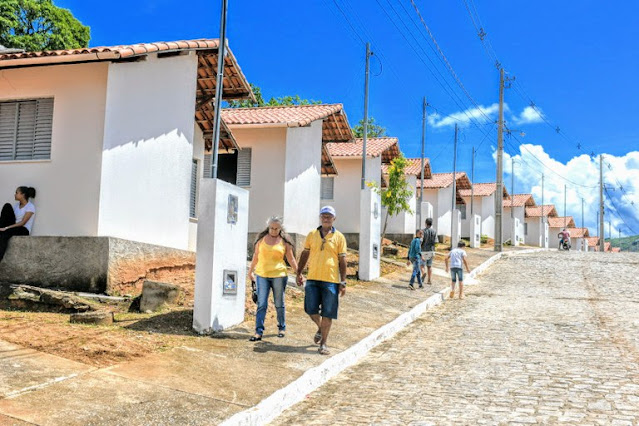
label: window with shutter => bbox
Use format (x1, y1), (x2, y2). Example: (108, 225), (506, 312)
(203, 152), (212, 179)
(321, 177), (334, 200)
(236, 148), (251, 187)
(0, 98), (53, 161)
(190, 159), (198, 218)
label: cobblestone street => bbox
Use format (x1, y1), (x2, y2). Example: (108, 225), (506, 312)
(273, 252), (639, 425)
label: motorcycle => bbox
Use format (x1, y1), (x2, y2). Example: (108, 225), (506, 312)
(558, 234), (571, 251)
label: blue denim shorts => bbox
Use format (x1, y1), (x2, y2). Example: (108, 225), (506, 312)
(304, 280), (340, 319)
(450, 267), (464, 282)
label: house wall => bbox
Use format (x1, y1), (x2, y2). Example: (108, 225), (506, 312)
(328, 156), (381, 233)
(421, 189), (439, 232)
(525, 217), (543, 247)
(481, 195), (496, 239)
(228, 127), (287, 233)
(437, 186), (454, 237)
(503, 206), (525, 243)
(0, 62), (109, 236)
(383, 175), (417, 235)
(97, 53), (198, 250)
(283, 120), (323, 235)
(188, 124), (206, 251)
(549, 226), (563, 248)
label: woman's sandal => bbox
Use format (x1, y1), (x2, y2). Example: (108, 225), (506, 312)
(249, 335), (262, 342)
(313, 331), (322, 344)
(277, 331), (285, 338)
(318, 344), (330, 355)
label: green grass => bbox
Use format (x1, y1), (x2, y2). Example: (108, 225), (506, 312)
(605, 235), (639, 252)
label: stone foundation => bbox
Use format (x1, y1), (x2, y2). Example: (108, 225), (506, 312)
(0, 236), (195, 295)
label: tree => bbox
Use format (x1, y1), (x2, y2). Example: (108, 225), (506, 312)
(367, 154), (413, 241)
(352, 117), (387, 138)
(0, 0), (90, 52)
(227, 83), (321, 108)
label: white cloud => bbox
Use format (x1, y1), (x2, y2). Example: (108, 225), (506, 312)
(500, 144), (639, 237)
(429, 103), (502, 128)
(512, 106), (544, 125)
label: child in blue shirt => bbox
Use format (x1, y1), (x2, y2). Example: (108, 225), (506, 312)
(406, 229), (424, 290)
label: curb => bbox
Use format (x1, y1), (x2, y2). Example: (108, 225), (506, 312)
(221, 248), (548, 426)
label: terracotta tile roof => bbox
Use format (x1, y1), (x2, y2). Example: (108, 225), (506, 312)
(326, 137), (399, 161)
(605, 242), (611, 252)
(459, 182), (510, 198)
(611, 247), (621, 253)
(586, 237), (599, 247)
(502, 194), (536, 208)
(221, 104), (353, 142)
(381, 158), (432, 178)
(565, 227), (589, 238)
(548, 216), (576, 228)
(418, 172), (472, 190)
(525, 205), (557, 217)
(321, 144), (338, 176)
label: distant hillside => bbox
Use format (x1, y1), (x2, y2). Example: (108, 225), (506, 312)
(605, 235), (639, 252)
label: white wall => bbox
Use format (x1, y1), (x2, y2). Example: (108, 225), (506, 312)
(437, 185), (454, 237)
(98, 53), (198, 250)
(284, 120), (323, 235)
(421, 189), (439, 232)
(525, 217), (543, 247)
(502, 206), (525, 243)
(481, 194), (496, 239)
(229, 127), (287, 234)
(0, 63), (109, 236)
(383, 175), (416, 235)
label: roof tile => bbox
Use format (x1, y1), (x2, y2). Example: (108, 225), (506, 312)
(326, 137), (399, 160)
(525, 205), (558, 217)
(418, 172), (472, 189)
(503, 194), (536, 208)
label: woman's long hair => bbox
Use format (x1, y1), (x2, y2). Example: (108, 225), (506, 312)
(254, 216), (295, 256)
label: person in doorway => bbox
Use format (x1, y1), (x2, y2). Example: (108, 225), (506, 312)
(407, 229), (424, 290)
(296, 206), (347, 356)
(248, 216), (298, 342)
(445, 241), (471, 299)
(420, 218), (437, 285)
(0, 186), (36, 262)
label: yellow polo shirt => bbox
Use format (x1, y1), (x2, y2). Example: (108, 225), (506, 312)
(304, 227), (347, 284)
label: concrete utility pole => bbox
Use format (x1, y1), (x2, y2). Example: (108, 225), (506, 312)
(608, 220), (611, 242)
(210, 0), (229, 179)
(470, 146), (475, 217)
(511, 158), (515, 219)
(541, 173), (544, 225)
(418, 96), (427, 228)
(361, 42), (372, 189)
(494, 67), (505, 252)
(451, 123), (458, 247)
(599, 155), (605, 252)
(581, 198), (584, 230)
(564, 185), (567, 229)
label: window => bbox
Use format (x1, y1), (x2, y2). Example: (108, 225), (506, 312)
(203, 153), (212, 178)
(456, 204), (466, 220)
(0, 98), (54, 161)
(524, 222), (528, 236)
(236, 148), (251, 187)
(190, 159), (198, 218)
(321, 177), (334, 200)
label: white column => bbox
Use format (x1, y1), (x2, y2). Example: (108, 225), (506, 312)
(470, 214), (481, 248)
(513, 218), (520, 246)
(543, 221), (549, 248)
(193, 179), (249, 333)
(358, 187), (381, 280)
(420, 202), (434, 229)
(451, 209), (461, 247)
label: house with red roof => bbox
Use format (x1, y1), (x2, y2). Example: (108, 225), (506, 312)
(381, 157), (432, 238)
(417, 172), (472, 241)
(324, 138), (400, 238)
(458, 182), (509, 241)
(500, 194), (536, 245)
(0, 39), (253, 251)
(220, 104), (352, 246)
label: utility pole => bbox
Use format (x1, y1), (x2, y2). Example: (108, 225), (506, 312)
(541, 173), (545, 226)
(470, 146), (475, 217)
(418, 96), (427, 228)
(494, 67), (505, 252)
(511, 158), (515, 220)
(563, 184), (567, 229)
(210, 0), (229, 179)
(451, 123), (458, 247)
(599, 155), (605, 251)
(608, 220), (611, 242)
(581, 198), (584, 230)
(360, 42), (372, 190)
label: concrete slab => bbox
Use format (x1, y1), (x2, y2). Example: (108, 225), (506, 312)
(0, 340), (94, 398)
(107, 346), (302, 406)
(0, 371), (242, 426)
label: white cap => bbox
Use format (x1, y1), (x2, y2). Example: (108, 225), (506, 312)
(320, 205), (336, 216)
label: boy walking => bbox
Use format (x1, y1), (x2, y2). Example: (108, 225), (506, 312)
(421, 218), (437, 285)
(445, 241), (470, 299)
(407, 229), (424, 290)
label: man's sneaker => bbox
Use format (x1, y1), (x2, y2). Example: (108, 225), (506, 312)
(418, 285), (424, 289)
(409, 285), (415, 291)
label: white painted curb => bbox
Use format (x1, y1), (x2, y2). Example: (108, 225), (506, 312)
(221, 248), (549, 426)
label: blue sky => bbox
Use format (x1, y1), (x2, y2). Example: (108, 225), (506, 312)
(57, 0), (639, 236)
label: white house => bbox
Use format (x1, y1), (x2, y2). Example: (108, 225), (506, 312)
(565, 227), (589, 251)
(523, 204), (557, 246)
(548, 216), (576, 248)
(219, 104), (352, 249)
(502, 194), (536, 245)
(0, 39), (253, 251)
(324, 137), (399, 239)
(459, 182), (509, 240)
(418, 172), (472, 240)
(382, 157), (432, 239)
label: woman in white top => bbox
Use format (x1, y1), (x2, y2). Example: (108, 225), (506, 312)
(0, 186), (36, 262)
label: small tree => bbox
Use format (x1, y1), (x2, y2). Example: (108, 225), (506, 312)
(227, 83), (321, 108)
(367, 154), (413, 241)
(352, 117), (386, 138)
(0, 0), (90, 51)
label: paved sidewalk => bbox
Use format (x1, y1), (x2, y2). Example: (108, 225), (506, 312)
(273, 251), (639, 425)
(0, 255), (470, 425)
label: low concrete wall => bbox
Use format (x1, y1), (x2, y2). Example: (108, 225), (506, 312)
(383, 233), (413, 246)
(0, 236), (194, 295)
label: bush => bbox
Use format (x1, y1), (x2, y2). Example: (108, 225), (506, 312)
(480, 234), (488, 244)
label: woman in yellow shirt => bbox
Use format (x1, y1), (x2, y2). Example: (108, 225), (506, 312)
(248, 217), (298, 341)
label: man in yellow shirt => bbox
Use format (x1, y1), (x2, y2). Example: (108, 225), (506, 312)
(296, 206), (347, 355)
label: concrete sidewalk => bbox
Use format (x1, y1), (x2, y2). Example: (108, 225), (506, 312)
(0, 253), (495, 426)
